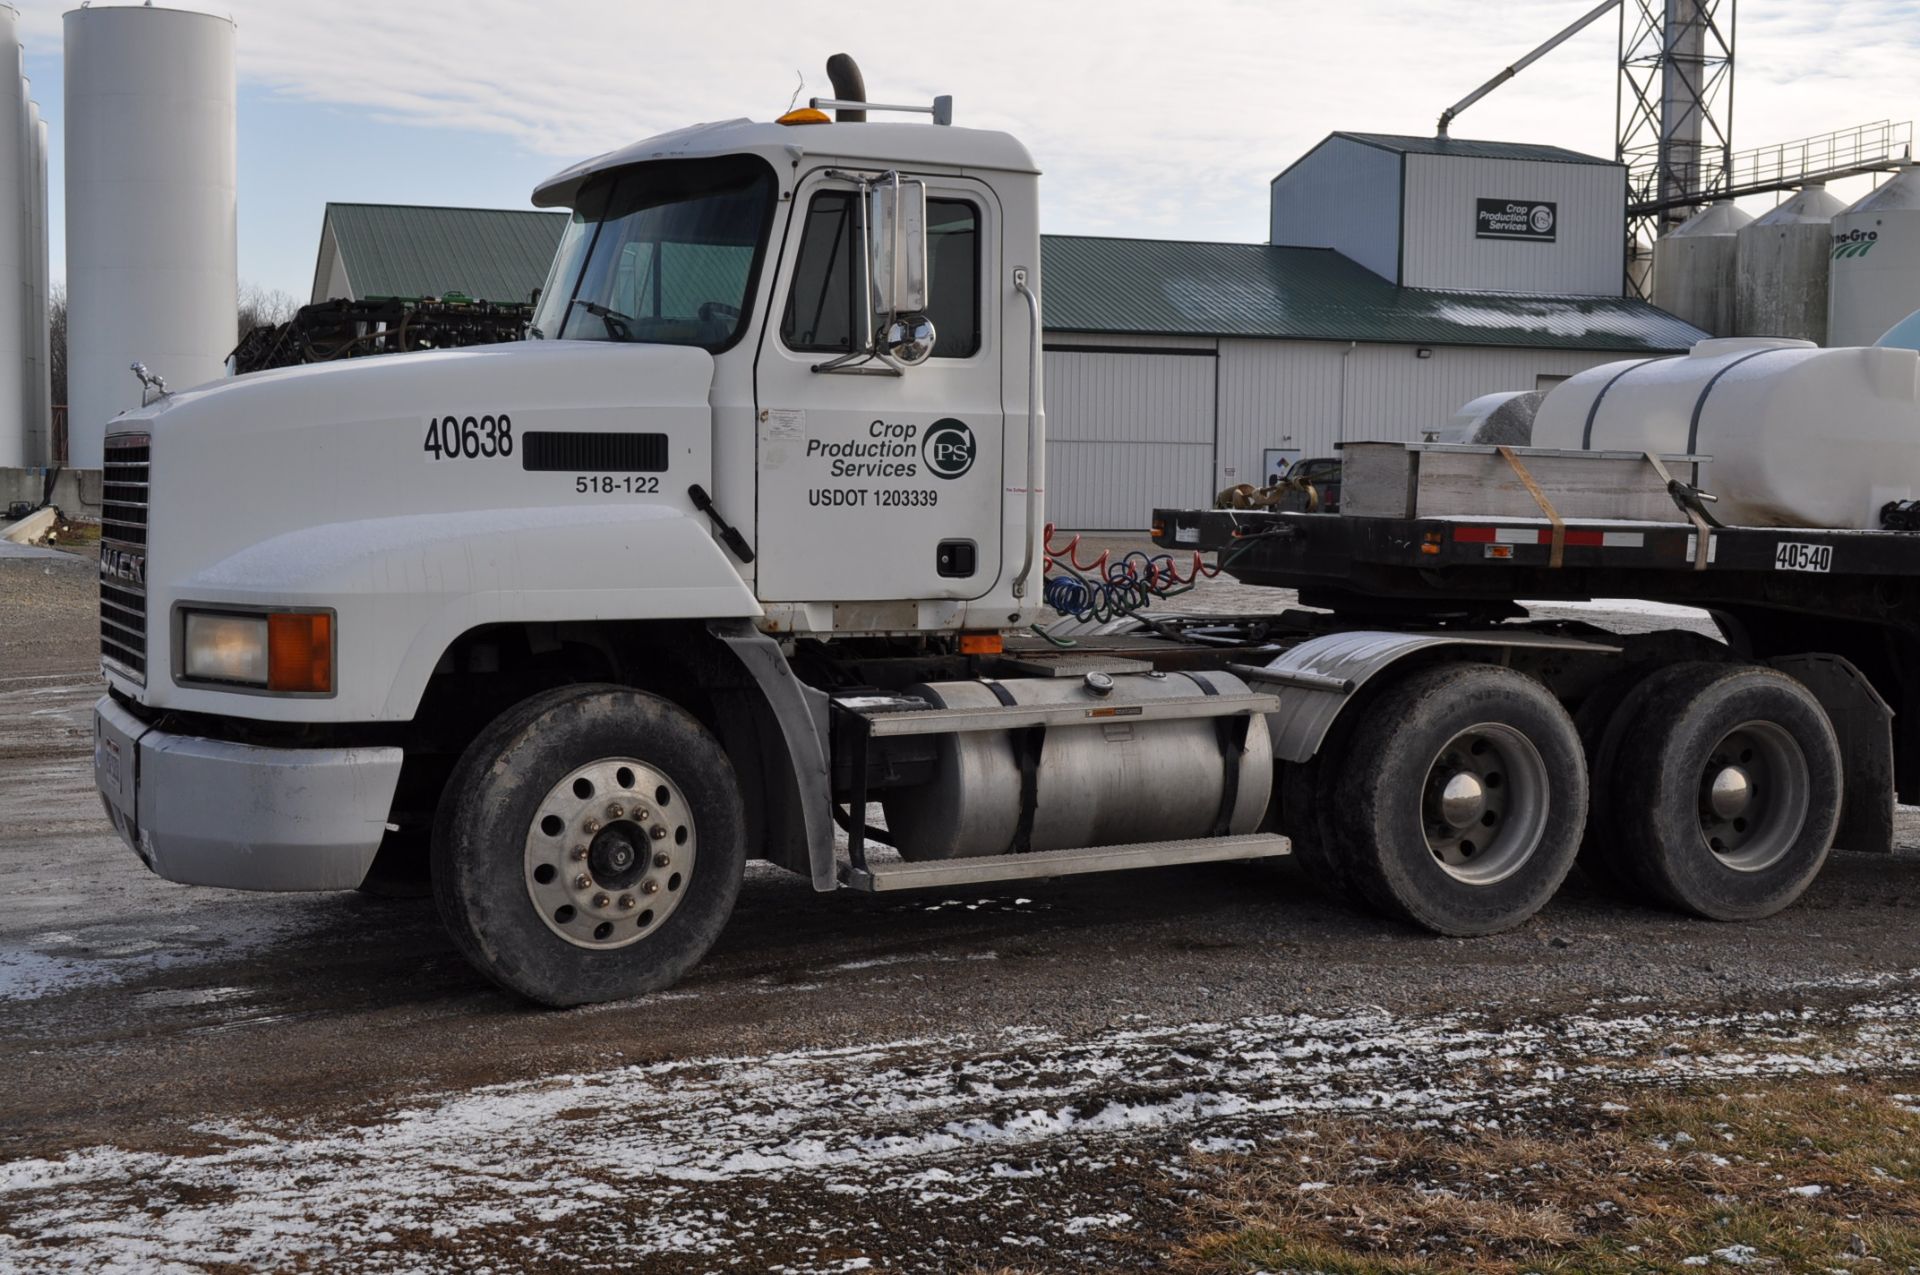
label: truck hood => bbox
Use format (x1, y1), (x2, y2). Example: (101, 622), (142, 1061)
(106, 338), (739, 719)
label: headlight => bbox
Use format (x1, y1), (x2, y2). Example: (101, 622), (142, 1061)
(179, 609), (333, 694)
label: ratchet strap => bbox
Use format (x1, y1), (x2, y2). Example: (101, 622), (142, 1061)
(1497, 446), (1567, 568)
(1643, 451), (1713, 571)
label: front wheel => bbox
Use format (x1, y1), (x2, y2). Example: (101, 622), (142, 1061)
(1328, 663), (1587, 936)
(432, 685), (746, 1006)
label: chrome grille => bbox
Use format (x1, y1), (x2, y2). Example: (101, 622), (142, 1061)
(99, 435), (150, 682)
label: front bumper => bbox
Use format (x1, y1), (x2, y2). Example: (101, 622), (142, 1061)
(94, 696), (405, 892)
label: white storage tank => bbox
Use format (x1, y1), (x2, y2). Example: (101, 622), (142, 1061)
(30, 108), (47, 464)
(64, 3), (236, 470)
(1653, 201), (1751, 337)
(0, 6), (24, 469)
(1530, 336), (1920, 529)
(1828, 165), (1920, 349)
(1735, 186), (1845, 344)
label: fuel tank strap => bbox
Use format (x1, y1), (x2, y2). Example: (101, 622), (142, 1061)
(980, 679), (1041, 854)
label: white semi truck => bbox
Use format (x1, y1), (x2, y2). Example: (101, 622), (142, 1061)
(92, 64), (1901, 1005)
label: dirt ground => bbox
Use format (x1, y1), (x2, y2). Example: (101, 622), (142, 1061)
(3, 541), (1919, 1272)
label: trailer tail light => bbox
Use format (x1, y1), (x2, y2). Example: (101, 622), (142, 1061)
(268, 612), (333, 694)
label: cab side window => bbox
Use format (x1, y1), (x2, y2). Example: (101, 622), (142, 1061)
(781, 191), (980, 358)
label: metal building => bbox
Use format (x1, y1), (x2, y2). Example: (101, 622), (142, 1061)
(1041, 237), (1705, 529)
(1269, 133), (1628, 295)
(311, 203), (567, 304)
(64, 3), (236, 470)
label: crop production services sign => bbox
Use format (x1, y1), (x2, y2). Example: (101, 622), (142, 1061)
(1476, 199), (1557, 243)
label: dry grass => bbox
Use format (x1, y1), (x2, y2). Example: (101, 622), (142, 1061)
(1171, 1080), (1920, 1274)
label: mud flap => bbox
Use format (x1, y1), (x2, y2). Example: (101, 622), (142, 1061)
(1771, 653), (1895, 855)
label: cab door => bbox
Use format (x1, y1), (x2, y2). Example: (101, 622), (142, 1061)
(752, 169), (1003, 604)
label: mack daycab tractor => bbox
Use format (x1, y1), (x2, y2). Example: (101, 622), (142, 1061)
(93, 66), (1866, 1005)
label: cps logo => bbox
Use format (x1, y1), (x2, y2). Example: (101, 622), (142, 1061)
(1530, 205), (1555, 234)
(922, 418), (976, 480)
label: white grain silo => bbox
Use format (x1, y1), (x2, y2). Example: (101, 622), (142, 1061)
(29, 108), (47, 463)
(0, 6), (24, 469)
(1829, 166), (1920, 349)
(1735, 186), (1846, 344)
(1652, 201), (1751, 338)
(64, 4), (236, 470)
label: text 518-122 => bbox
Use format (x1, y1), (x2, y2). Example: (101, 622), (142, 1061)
(576, 476), (661, 495)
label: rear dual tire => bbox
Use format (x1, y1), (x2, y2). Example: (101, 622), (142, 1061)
(1325, 664), (1588, 936)
(1592, 663), (1841, 920)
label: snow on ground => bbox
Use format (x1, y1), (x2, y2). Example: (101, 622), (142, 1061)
(3, 973), (1919, 1272)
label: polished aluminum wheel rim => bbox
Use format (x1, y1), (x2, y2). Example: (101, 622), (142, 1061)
(1420, 723), (1550, 886)
(524, 758), (695, 949)
(1698, 720), (1808, 873)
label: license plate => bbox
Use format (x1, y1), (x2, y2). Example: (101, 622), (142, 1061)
(1773, 541), (1832, 573)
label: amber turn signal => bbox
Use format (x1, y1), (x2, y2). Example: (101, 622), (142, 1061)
(267, 611), (333, 693)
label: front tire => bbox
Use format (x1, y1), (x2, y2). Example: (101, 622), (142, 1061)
(432, 684), (746, 1007)
(1329, 663), (1587, 936)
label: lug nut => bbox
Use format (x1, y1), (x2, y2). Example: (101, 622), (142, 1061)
(653, 852), (671, 868)
(618, 894), (637, 911)
(570, 844), (589, 861)
(642, 880), (662, 896)
(592, 893), (611, 909)
(650, 825), (667, 840)
(584, 819), (600, 835)
(607, 803), (625, 819)
(636, 808), (650, 821)
(574, 873), (593, 890)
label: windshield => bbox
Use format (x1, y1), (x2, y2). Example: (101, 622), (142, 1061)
(532, 155), (777, 351)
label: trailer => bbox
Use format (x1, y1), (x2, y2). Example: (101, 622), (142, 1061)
(88, 59), (1911, 1007)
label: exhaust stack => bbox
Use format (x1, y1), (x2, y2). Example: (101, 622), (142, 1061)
(825, 54), (867, 123)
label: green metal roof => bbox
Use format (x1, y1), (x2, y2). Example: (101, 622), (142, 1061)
(323, 203), (567, 303)
(1331, 131), (1618, 166)
(1039, 235), (1706, 353)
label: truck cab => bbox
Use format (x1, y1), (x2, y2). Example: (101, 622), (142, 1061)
(95, 95), (1156, 1006)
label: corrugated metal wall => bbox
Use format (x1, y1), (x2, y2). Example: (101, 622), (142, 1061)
(1399, 155), (1626, 295)
(1217, 341), (1623, 488)
(1042, 333), (1632, 526)
(1043, 342), (1216, 530)
(1268, 138), (1402, 282)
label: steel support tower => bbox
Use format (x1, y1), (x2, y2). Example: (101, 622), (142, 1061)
(1618, 0), (1735, 293)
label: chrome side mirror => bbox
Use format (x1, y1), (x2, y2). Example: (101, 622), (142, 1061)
(868, 173), (930, 364)
(882, 313), (937, 366)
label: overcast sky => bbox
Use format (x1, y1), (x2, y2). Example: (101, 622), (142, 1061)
(12, 0), (1920, 299)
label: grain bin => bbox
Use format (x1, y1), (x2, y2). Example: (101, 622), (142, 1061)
(1652, 201), (1751, 337)
(1735, 186), (1845, 344)
(64, 4), (236, 470)
(0, 6), (23, 468)
(1828, 165), (1920, 349)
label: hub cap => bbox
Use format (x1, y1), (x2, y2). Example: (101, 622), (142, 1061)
(524, 758), (696, 949)
(1698, 721), (1808, 873)
(1420, 724), (1550, 886)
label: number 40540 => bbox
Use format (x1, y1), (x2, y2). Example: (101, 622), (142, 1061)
(424, 414), (513, 461)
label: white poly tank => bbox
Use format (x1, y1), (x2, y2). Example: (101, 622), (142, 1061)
(1531, 336), (1920, 529)
(1735, 186), (1846, 344)
(1828, 165), (1920, 350)
(0, 7), (24, 469)
(64, 4), (236, 470)
(1653, 202), (1752, 337)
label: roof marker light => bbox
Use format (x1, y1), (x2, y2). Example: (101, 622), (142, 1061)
(777, 108), (832, 126)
